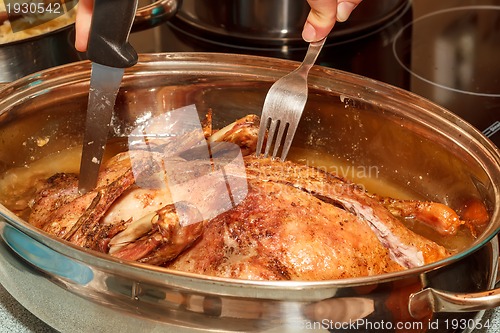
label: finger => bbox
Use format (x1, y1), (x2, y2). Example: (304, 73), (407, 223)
(337, 0), (362, 22)
(74, 0), (93, 52)
(303, 0), (338, 42)
(303, 0), (363, 42)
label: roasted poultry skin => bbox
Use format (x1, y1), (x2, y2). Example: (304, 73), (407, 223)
(27, 113), (477, 281)
(166, 157), (449, 280)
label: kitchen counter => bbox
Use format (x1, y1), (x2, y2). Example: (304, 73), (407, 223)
(0, 284), (54, 333)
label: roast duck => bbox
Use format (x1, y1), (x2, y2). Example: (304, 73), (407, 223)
(24, 113), (485, 281)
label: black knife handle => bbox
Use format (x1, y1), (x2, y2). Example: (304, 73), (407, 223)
(87, 0), (139, 68)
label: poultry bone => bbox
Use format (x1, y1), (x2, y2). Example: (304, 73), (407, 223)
(28, 113), (483, 280)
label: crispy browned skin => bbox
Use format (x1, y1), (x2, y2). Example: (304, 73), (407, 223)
(27, 114), (457, 281)
(166, 157), (450, 280)
(378, 197), (464, 236)
(167, 177), (405, 280)
(111, 203), (204, 265)
(208, 114), (260, 156)
(29, 150), (161, 249)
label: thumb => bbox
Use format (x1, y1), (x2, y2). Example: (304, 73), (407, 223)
(337, 0), (361, 22)
(303, 0), (362, 42)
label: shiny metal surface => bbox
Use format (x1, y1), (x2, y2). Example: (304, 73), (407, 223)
(410, 241), (500, 319)
(175, 0), (410, 44)
(393, 5), (500, 145)
(0, 24), (82, 83)
(2, 232), (498, 332)
(257, 38), (325, 159)
(0, 53), (499, 332)
(133, 0), (182, 31)
(79, 64), (125, 193)
(0, 0), (180, 83)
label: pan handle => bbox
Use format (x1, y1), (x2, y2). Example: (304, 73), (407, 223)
(409, 238), (500, 319)
(409, 287), (500, 319)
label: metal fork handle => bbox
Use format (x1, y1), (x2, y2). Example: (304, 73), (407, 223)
(274, 38), (326, 159)
(256, 38), (326, 160)
(295, 38), (326, 76)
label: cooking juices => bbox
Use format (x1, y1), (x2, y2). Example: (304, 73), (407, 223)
(0, 136), (477, 255)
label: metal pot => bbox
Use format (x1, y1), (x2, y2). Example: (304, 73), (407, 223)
(0, 0), (181, 83)
(173, 0), (411, 45)
(0, 53), (499, 332)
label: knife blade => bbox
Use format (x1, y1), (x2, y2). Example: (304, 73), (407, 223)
(78, 0), (139, 193)
(78, 63), (125, 193)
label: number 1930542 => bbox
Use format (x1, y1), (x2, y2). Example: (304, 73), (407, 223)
(5, 2), (63, 15)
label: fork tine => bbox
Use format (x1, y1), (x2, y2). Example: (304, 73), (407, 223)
(271, 121), (288, 158)
(280, 123), (299, 161)
(264, 119), (279, 157)
(255, 116), (270, 157)
(256, 38), (326, 160)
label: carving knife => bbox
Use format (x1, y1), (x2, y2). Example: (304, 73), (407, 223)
(78, 0), (139, 193)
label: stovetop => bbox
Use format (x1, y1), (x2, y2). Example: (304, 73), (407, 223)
(129, 0), (500, 147)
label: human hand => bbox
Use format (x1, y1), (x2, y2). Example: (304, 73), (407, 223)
(74, 0), (93, 52)
(75, 0), (362, 51)
(303, 0), (363, 42)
